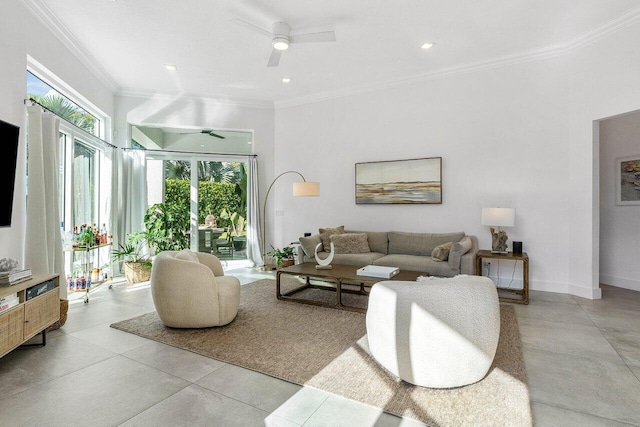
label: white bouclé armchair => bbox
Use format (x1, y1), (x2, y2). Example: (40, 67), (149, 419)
(151, 250), (240, 328)
(366, 275), (500, 388)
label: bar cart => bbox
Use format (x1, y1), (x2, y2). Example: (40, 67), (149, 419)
(65, 243), (113, 304)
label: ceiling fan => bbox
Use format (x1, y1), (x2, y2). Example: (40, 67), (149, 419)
(231, 19), (336, 67)
(201, 130), (226, 139)
(177, 130), (226, 139)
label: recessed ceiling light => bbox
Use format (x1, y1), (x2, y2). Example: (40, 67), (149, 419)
(421, 42), (434, 50)
(247, 141), (252, 144)
(164, 64), (178, 71)
(200, 144), (204, 147)
(282, 77), (292, 83)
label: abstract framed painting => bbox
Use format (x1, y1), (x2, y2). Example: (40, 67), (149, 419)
(355, 157), (442, 204)
(616, 155), (640, 206)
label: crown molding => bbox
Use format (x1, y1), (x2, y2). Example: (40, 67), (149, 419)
(117, 88), (274, 110)
(19, 0), (119, 94)
(567, 4), (640, 50)
(275, 42), (570, 109)
(275, 5), (640, 109)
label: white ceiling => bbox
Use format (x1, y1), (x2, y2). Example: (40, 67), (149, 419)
(30, 0), (640, 105)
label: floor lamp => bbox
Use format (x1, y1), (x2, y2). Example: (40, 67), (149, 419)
(260, 171), (320, 270)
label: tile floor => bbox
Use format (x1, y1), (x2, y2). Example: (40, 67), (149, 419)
(1, 270), (639, 426)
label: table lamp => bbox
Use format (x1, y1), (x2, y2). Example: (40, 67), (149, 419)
(481, 208), (515, 254)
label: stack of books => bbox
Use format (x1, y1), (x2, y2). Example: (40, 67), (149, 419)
(0, 269), (32, 286)
(0, 293), (19, 313)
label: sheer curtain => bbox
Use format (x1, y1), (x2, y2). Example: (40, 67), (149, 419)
(246, 157), (262, 266)
(116, 150), (147, 260)
(24, 106), (64, 286)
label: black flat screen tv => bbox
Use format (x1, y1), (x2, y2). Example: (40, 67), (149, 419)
(0, 119), (20, 227)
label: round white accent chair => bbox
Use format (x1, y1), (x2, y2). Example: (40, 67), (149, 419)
(151, 250), (240, 328)
(366, 275), (500, 389)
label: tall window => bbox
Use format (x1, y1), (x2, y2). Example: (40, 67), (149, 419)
(26, 71), (102, 137)
(73, 139), (98, 225)
(27, 68), (112, 279)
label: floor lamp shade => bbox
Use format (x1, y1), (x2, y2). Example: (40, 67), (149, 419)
(293, 181), (320, 197)
(481, 208), (516, 227)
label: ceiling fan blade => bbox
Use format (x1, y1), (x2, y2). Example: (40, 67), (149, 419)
(267, 48), (282, 67)
(290, 30), (336, 44)
(229, 18), (272, 37)
(201, 130), (226, 139)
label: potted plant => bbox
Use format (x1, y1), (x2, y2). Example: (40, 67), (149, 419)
(112, 231), (152, 283)
(265, 245), (295, 269)
(78, 226), (95, 248)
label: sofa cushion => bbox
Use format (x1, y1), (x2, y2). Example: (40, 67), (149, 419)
(175, 249), (200, 263)
(299, 234), (322, 257)
(431, 242), (454, 261)
(319, 225), (345, 251)
(448, 236), (473, 271)
(331, 233), (370, 254)
(388, 232), (465, 256)
(374, 254), (458, 277)
(329, 252), (386, 267)
(347, 230), (388, 254)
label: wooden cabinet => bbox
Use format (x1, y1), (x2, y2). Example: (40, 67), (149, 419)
(0, 274), (60, 358)
(0, 305), (25, 355)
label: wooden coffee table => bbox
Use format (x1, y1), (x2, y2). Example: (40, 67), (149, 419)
(276, 263), (428, 313)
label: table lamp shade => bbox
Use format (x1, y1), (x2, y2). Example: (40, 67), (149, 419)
(481, 208), (515, 227)
(293, 181), (320, 197)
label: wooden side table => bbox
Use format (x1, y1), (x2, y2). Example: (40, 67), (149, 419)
(475, 250), (529, 304)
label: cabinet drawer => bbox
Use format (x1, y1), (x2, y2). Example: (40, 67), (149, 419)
(0, 305), (25, 357)
(24, 290), (59, 338)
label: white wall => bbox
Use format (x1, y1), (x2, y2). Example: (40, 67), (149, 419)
(566, 22), (640, 298)
(0, 1), (114, 268)
(274, 58), (572, 295)
(599, 111), (640, 291)
(273, 21), (640, 298)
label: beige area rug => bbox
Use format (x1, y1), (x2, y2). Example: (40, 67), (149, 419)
(111, 278), (531, 426)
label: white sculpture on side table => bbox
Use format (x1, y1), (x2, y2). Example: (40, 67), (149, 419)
(314, 242), (334, 270)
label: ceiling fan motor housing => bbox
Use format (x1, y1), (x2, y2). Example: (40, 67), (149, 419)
(272, 22), (291, 50)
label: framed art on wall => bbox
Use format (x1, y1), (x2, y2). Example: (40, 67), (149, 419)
(355, 157), (442, 204)
(616, 155), (640, 206)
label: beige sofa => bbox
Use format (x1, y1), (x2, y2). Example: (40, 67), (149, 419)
(297, 230), (477, 277)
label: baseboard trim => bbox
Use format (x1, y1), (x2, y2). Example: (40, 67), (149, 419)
(568, 283), (602, 300)
(528, 280), (602, 300)
(600, 275), (640, 292)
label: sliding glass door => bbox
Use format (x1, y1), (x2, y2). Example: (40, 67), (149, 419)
(146, 153), (248, 262)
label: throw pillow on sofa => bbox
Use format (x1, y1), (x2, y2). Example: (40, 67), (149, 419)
(299, 234), (322, 257)
(448, 236), (474, 271)
(330, 233), (371, 254)
(319, 225), (345, 251)
(431, 242), (454, 261)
